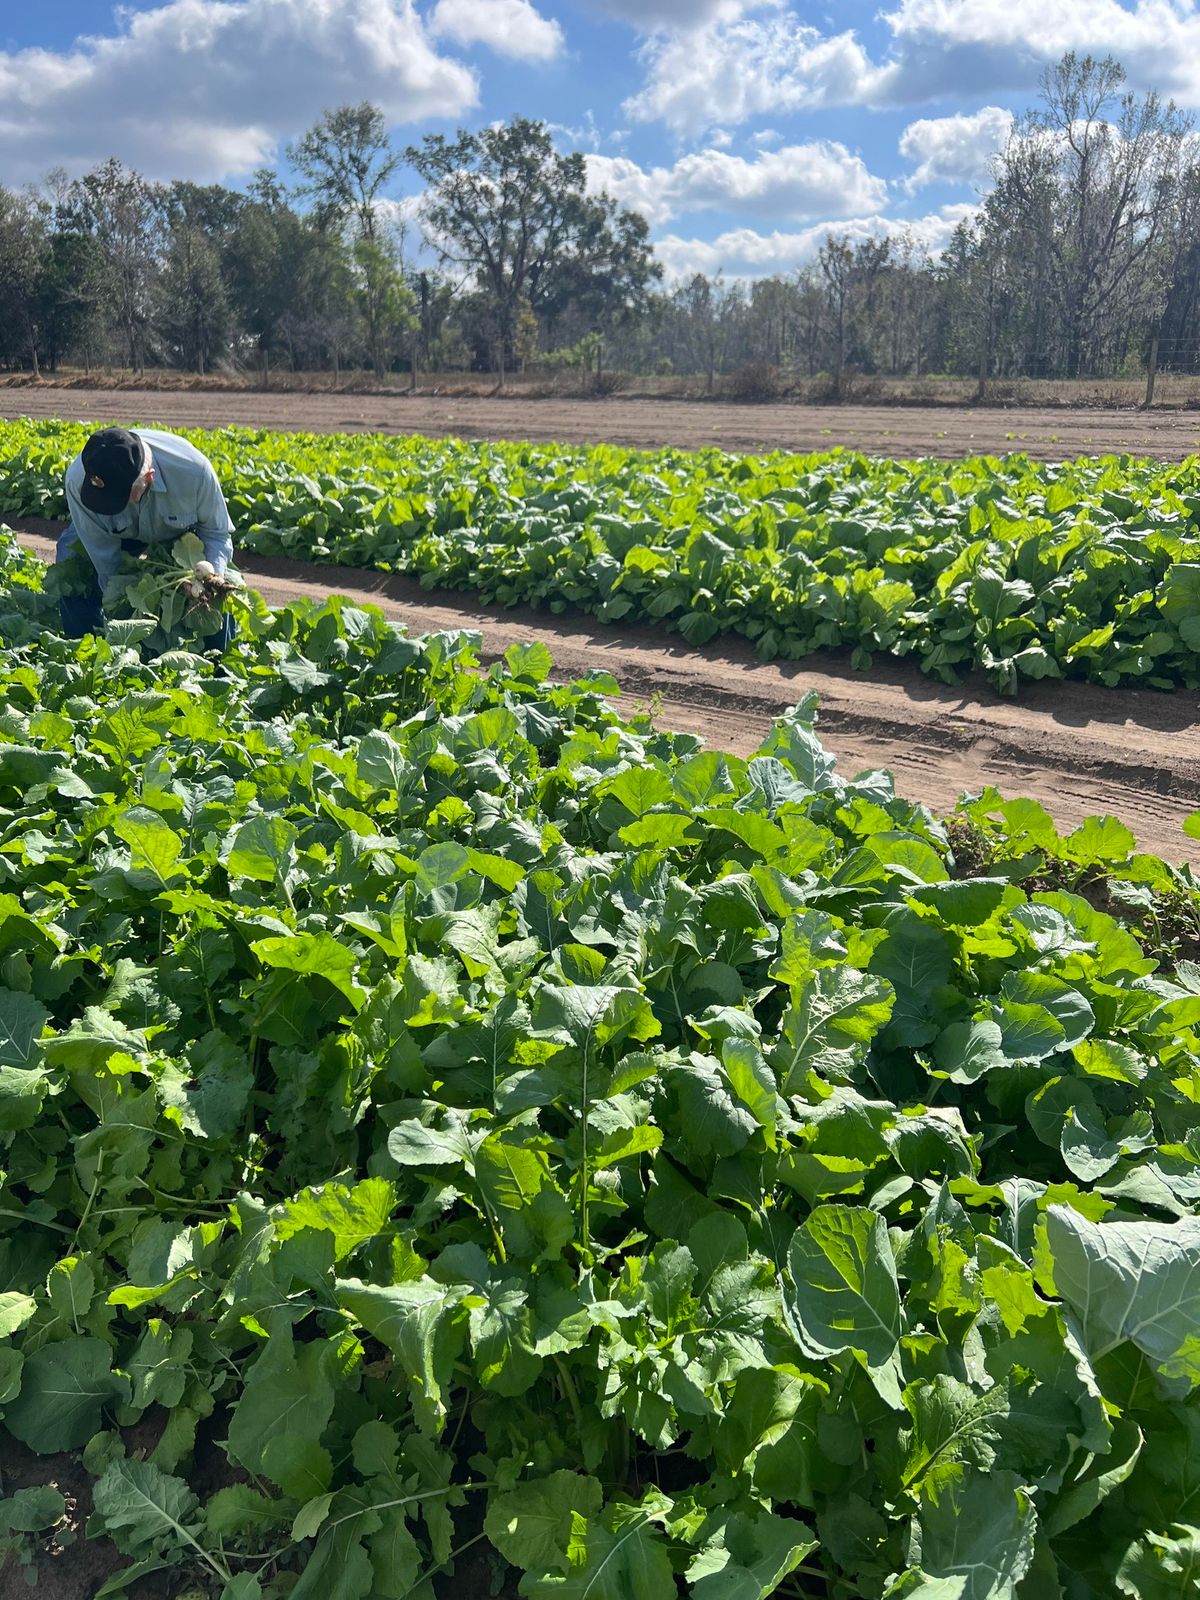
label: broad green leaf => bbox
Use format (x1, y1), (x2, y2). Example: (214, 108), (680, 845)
(252, 932), (366, 1010)
(899, 1467), (1036, 1598)
(784, 1205), (902, 1370)
(485, 1472), (604, 1572)
(4, 1336), (128, 1452)
(226, 1340), (337, 1475)
(228, 813), (298, 881)
(1046, 1206), (1200, 1390)
(525, 1498), (676, 1598)
(0, 986), (48, 1067)
(91, 1458), (202, 1560)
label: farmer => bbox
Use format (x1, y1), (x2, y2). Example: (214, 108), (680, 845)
(58, 425), (235, 645)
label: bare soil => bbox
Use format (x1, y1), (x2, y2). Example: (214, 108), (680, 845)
(9, 387), (1200, 462)
(12, 522), (1200, 865)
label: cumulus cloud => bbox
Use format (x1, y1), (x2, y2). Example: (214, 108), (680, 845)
(878, 0), (1200, 105)
(587, 143), (889, 227)
(429, 0), (564, 60)
(622, 14), (886, 137)
(613, 1), (1200, 140)
(899, 105), (1014, 189)
(653, 202), (978, 279)
(0, 0), (478, 185)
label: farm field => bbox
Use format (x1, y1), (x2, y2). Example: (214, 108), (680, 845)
(10, 386), (1200, 461)
(12, 521), (1200, 862)
(4, 415), (1200, 1599)
(2, 520), (1200, 1600)
(7, 419), (1200, 699)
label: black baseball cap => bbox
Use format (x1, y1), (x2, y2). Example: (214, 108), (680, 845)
(79, 428), (144, 514)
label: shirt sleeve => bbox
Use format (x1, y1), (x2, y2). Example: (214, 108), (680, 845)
(64, 472), (124, 590)
(194, 465), (234, 574)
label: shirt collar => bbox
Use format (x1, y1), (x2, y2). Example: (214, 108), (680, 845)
(144, 444), (167, 493)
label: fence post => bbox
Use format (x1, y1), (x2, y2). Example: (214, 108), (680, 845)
(1144, 334), (1159, 409)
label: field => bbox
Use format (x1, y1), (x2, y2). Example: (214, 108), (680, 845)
(5, 412), (1200, 860)
(2, 410), (1200, 1599)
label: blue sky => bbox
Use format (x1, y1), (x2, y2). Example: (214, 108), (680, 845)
(2, 0), (1196, 278)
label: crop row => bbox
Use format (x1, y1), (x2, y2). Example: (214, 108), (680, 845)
(1, 526), (1200, 1596)
(3, 418), (1200, 694)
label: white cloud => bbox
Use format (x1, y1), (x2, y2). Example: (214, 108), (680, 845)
(899, 105), (1014, 189)
(587, 142), (889, 226)
(429, 0), (563, 60)
(879, 0), (1200, 105)
(591, 0), (749, 29)
(654, 202), (977, 279)
(623, 15), (885, 136)
(615, 1), (1200, 141)
(0, 0), (478, 185)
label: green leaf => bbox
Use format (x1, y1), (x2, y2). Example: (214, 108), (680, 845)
(1116, 1524), (1200, 1599)
(0, 1290), (37, 1336)
(114, 806), (185, 889)
(91, 1458), (202, 1561)
(336, 1277), (468, 1434)
(228, 813), (298, 882)
(525, 1498), (676, 1598)
(899, 1468), (1036, 1598)
(5, 1336), (129, 1452)
(226, 1340), (337, 1476)
(274, 1178), (396, 1261)
(0, 986), (48, 1067)
(687, 1506), (818, 1600)
(252, 932), (366, 1010)
(1046, 1206), (1200, 1390)
(484, 1472), (604, 1572)
(784, 1205), (902, 1370)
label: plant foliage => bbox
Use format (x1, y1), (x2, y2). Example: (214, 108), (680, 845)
(5, 419), (1200, 692)
(0, 526), (1197, 1597)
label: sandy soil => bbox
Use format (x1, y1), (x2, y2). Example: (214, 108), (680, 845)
(12, 522), (1200, 864)
(8, 387), (1200, 461)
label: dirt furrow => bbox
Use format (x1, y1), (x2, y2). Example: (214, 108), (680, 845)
(11, 522), (1200, 863)
(8, 387), (1200, 461)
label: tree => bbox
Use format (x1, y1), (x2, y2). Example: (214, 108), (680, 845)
(224, 179), (309, 380)
(351, 236), (414, 378)
(288, 103), (401, 242)
(0, 188), (50, 375)
(994, 53), (1190, 375)
(818, 235), (890, 397)
(66, 159), (165, 374)
(159, 223), (230, 374)
(406, 117), (659, 384)
(36, 227), (106, 374)
(672, 274), (741, 394)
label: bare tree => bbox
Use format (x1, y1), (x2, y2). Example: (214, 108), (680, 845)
(1000, 54), (1191, 374)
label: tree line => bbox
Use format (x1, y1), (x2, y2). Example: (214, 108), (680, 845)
(1, 53), (1197, 392)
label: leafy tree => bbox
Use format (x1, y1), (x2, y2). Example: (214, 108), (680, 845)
(406, 117), (659, 383)
(36, 227), (107, 374)
(64, 158), (166, 374)
(288, 103), (401, 242)
(0, 188), (50, 375)
(224, 178), (310, 380)
(159, 223), (230, 374)
(351, 236), (414, 378)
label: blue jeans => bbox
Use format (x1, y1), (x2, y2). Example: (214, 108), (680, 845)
(55, 525), (234, 651)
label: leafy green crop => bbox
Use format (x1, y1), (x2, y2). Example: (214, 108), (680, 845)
(0, 525), (1198, 1598)
(4, 417), (1200, 693)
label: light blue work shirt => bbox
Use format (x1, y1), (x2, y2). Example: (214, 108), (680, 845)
(64, 427), (234, 590)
